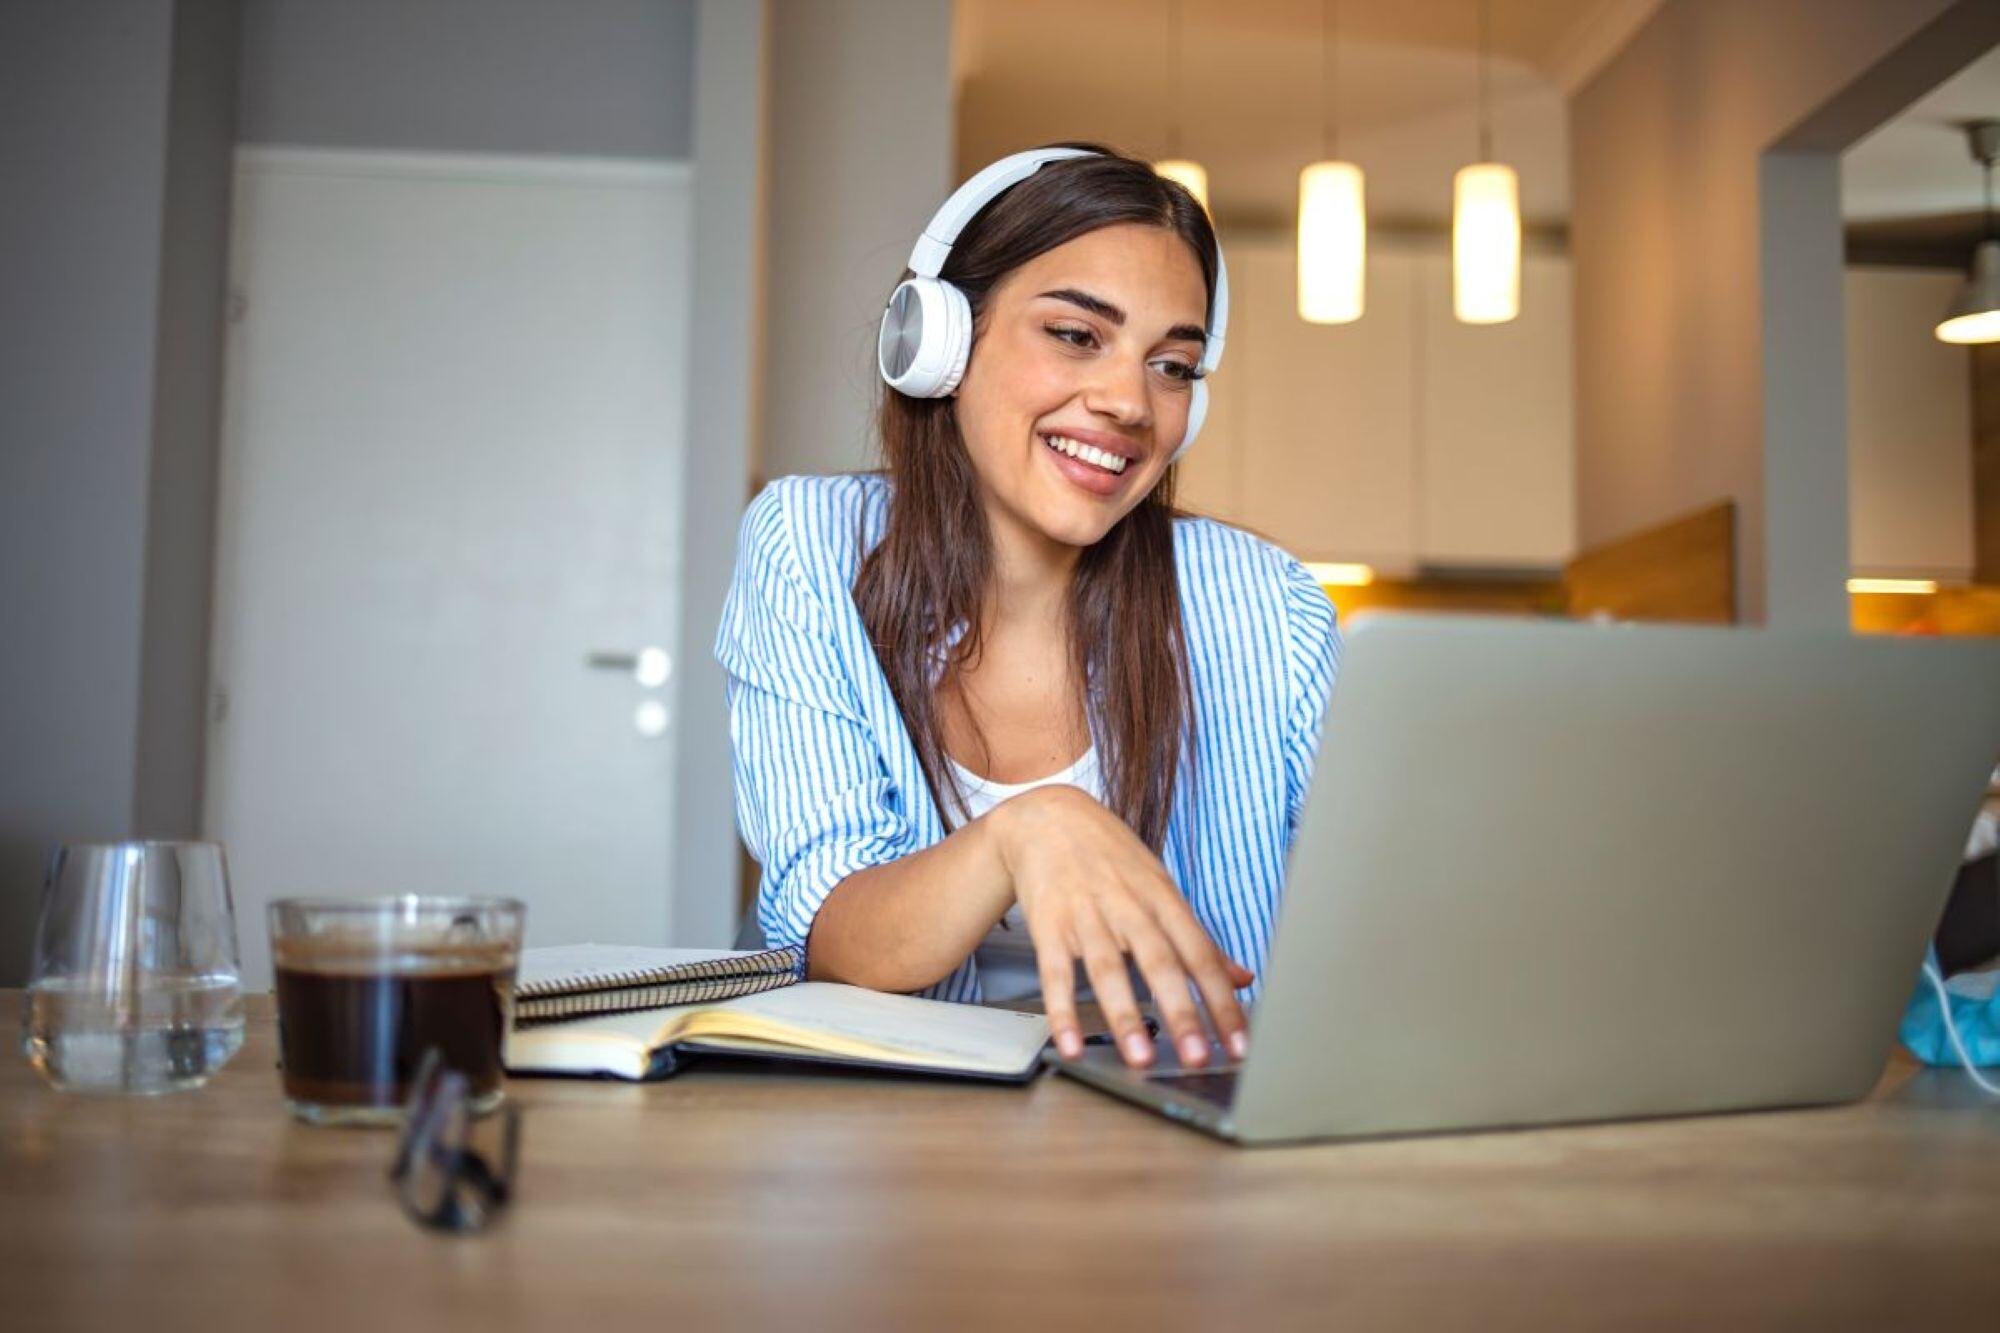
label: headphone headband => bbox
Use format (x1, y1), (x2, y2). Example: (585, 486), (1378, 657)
(903, 147), (1227, 375)
(907, 147), (1098, 278)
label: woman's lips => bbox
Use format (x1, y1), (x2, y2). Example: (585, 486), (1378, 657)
(1040, 433), (1130, 498)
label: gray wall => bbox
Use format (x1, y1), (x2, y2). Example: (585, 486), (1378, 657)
(239, 0), (695, 157)
(0, 0), (240, 981)
(1568, 0), (1977, 623)
(673, 0), (769, 945)
(137, 0), (242, 835)
(762, 0), (955, 480)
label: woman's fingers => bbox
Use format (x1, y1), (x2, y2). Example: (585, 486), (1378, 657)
(1149, 896), (1254, 1061)
(1120, 924), (1212, 1068)
(1074, 910), (1154, 1068)
(1033, 932), (1084, 1060)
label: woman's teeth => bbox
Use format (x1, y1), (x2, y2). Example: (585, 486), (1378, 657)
(1042, 434), (1128, 475)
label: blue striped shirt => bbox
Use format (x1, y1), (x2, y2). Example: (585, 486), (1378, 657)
(714, 472), (1342, 1003)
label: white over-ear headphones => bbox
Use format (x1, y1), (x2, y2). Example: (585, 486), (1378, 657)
(876, 147), (1230, 462)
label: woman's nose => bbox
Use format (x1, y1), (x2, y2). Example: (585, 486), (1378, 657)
(1080, 355), (1150, 428)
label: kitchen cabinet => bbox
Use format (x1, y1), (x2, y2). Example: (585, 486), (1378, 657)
(1182, 247), (1973, 582)
(1184, 233), (1574, 572)
(1415, 248), (1575, 568)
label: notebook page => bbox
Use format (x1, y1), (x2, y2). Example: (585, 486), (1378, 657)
(515, 944), (752, 990)
(712, 982), (1049, 1069)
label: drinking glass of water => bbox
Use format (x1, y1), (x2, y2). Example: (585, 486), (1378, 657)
(22, 841), (246, 1094)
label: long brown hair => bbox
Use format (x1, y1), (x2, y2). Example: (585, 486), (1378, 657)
(853, 145), (1214, 850)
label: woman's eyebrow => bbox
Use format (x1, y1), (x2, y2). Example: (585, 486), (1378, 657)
(1037, 287), (1207, 345)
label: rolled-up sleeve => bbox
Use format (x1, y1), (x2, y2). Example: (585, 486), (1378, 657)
(715, 485), (914, 952)
(1277, 559), (1342, 846)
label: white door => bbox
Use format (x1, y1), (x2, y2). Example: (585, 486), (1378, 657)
(207, 148), (689, 986)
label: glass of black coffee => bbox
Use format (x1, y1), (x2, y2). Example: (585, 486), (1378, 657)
(268, 896), (525, 1127)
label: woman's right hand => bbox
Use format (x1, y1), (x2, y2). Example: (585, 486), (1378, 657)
(986, 784), (1254, 1070)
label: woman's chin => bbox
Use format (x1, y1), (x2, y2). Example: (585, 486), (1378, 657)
(1030, 505), (1122, 551)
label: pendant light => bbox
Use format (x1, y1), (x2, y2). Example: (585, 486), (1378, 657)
(1298, 0), (1366, 323)
(1452, 0), (1519, 324)
(1154, 0), (1210, 210)
(1936, 119), (2000, 346)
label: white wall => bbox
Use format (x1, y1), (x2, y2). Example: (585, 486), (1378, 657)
(761, 0), (955, 481)
(1845, 266), (1975, 580)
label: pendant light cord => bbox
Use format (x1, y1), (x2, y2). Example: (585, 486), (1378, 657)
(1984, 156), (1994, 243)
(1477, 0), (1493, 163)
(1322, 0), (1340, 161)
(1167, 0), (1184, 160)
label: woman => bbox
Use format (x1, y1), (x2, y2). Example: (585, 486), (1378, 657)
(716, 145), (1340, 1071)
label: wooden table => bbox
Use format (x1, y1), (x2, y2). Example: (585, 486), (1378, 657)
(5, 993), (1999, 1331)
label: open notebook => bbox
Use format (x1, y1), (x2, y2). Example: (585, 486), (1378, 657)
(512, 943), (803, 1023)
(505, 980), (1051, 1083)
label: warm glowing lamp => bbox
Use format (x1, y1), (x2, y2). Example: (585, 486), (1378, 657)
(1936, 239), (2000, 345)
(1297, 1), (1363, 324)
(1155, 159), (1210, 211)
(1936, 121), (2000, 346)
(1453, 162), (1520, 324)
(1153, 2), (1209, 213)
(1452, 0), (1519, 325)
(1298, 162), (1366, 323)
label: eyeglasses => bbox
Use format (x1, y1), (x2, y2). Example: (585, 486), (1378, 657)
(389, 1048), (521, 1234)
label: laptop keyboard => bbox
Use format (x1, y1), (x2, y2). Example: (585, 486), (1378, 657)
(1148, 1068), (1239, 1109)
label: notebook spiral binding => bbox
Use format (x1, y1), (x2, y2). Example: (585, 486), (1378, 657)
(513, 945), (805, 1026)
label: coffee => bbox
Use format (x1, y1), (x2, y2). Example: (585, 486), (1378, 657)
(273, 940), (516, 1114)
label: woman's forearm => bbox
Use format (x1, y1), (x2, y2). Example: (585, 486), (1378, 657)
(804, 810), (1019, 993)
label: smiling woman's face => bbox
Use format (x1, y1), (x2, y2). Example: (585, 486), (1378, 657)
(952, 222), (1209, 554)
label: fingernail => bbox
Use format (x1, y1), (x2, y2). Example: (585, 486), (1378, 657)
(1122, 1032), (1152, 1064)
(1056, 1031), (1083, 1060)
(1178, 1033), (1208, 1066)
(1228, 1031), (1249, 1060)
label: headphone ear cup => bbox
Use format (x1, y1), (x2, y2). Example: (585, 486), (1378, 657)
(1172, 379), (1209, 462)
(878, 277), (972, 399)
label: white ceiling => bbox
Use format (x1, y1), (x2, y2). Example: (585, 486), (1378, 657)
(957, 0), (1998, 246)
(1844, 43), (2000, 223)
(954, 0), (1662, 231)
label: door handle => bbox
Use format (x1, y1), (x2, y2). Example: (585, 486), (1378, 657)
(585, 647), (672, 687)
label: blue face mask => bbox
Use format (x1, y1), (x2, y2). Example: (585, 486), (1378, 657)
(1901, 948), (2000, 1097)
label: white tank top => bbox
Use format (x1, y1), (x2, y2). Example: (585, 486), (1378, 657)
(947, 747), (1103, 1001)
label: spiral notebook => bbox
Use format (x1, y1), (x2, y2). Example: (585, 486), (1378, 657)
(505, 980), (1050, 1083)
(512, 943), (803, 1024)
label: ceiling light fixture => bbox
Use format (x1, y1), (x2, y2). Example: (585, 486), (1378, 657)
(1936, 119), (2000, 346)
(1306, 562), (1378, 587)
(1846, 577), (1940, 595)
(1154, 0), (1210, 210)
(1298, 0), (1366, 324)
(1452, 0), (1520, 324)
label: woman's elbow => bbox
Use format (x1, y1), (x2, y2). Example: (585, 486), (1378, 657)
(801, 900), (961, 995)
(804, 928), (956, 994)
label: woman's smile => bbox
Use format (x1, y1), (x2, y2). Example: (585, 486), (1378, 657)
(1038, 428), (1138, 498)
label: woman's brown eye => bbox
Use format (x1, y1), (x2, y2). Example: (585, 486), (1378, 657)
(1047, 324), (1095, 349)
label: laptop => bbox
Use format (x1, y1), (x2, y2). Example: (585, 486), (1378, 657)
(1053, 615), (2000, 1145)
